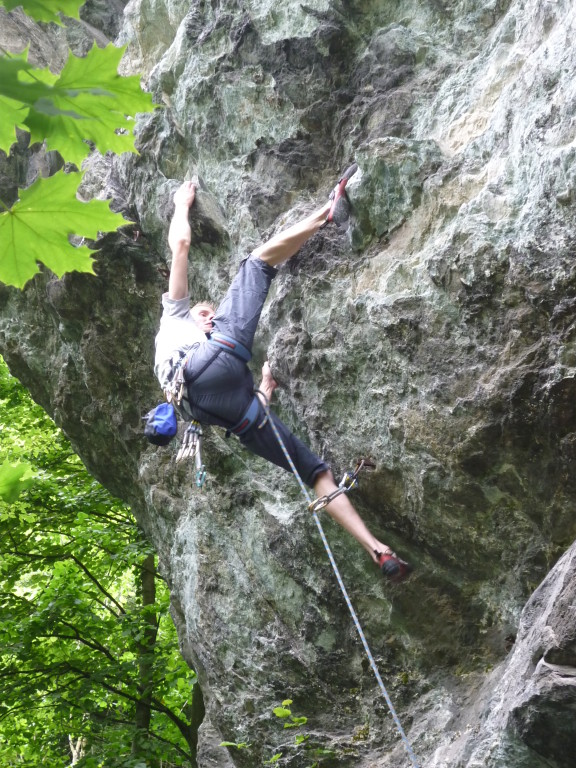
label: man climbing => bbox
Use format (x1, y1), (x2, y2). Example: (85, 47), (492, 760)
(154, 168), (412, 582)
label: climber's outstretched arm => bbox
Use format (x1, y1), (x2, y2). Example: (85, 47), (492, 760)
(168, 181), (196, 300)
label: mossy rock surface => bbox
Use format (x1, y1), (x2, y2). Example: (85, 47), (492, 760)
(2, 0), (576, 766)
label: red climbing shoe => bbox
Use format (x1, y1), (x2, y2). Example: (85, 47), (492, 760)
(376, 551), (413, 583)
(326, 162), (358, 226)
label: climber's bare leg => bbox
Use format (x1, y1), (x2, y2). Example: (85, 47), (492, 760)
(313, 470), (392, 563)
(252, 202), (331, 267)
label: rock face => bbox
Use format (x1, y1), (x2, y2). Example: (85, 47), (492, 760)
(2, 0), (576, 766)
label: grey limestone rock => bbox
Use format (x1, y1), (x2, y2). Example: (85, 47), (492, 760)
(1, 0), (576, 766)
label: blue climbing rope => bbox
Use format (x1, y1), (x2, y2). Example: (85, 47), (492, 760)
(258, 393), (421, 768)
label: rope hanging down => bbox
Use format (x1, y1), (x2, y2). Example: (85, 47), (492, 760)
(257, 391), (421, 768)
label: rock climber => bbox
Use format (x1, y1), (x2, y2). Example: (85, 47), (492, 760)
(154, 167), (412, 582)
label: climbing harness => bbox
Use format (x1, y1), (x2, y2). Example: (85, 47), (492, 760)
(162, 336), (266, 486)
(164, 332), (253, 418)
(163, 350), (195, 419)
(208, 331), (252, 362)
(258, 392), (421, 768)
(171, 393), (269, 487)
(226, 394), (269, 437)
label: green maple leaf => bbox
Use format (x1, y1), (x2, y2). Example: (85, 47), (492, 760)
(57, 43), (151, 116)
(0, 0), (83, 25)
(0, 94), (28, 149)
(0, 54), (58, 111)
(0, 52), (66, 154)
(0, 171), (129, 288)
(25, 43), (155, 165)
(25, 101), (136, 164)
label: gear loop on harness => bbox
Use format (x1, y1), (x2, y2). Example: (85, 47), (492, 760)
(164, 349), (194, 415)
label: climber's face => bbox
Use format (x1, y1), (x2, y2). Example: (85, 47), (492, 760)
(191, 303), (215, 333)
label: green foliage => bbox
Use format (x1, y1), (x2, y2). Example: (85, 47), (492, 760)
(273, 699), (308, 729)
(0, 460), (33, 501)
(0, 359), (198, 767)
(23, 43), (155, 165)
(0, 2), (156, 288)
(0, 93), (27, 149)
(0, 170), (126, 286)
(272, 706), (292, 719)
(0, 0), (82, 25)
(219, 741), (251, 749)
(221, 699), (334, 767)
(0, 53), (59, 147)
(0, 41), (155, 161)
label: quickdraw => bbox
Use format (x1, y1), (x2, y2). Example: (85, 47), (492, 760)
(308, 459), (376, 513)
(164, 352), (190, 415)
(176, 420), (206, 487)
(164, 354), (206, 486)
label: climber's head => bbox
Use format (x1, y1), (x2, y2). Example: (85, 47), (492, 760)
(191, 302), (215, 334)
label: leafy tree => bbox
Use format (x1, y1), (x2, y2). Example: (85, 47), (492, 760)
(0, 358), (204, 767)
(0, 0), (156, 288)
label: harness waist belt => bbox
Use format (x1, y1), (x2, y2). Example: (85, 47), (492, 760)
(230, 395), (260, 436)
(208, 332), (251, 363)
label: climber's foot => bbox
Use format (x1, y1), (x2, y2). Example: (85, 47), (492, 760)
(376, 551), (413, 583)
